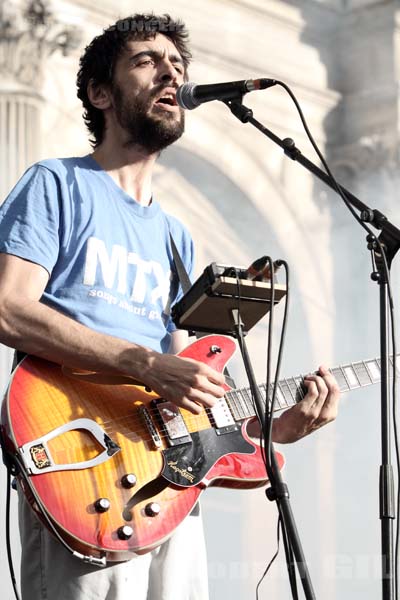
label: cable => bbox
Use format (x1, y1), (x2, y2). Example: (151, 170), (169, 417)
(264, 260), (290, 478)
(279, 503), (299, 600)
(273, 79), (399, 594)
(256, 514), (282, 600)
(243, 256), (294, 597)
(260, 260), (300, 598)
(5, 470), (21, 600)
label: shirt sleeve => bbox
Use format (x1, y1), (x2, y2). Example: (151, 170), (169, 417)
(0, 164), (61, 276)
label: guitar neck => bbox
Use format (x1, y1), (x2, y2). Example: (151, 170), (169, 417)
(225, 355), (397, 422)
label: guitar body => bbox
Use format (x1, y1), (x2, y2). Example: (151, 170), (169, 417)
(1, 335), (283, 561)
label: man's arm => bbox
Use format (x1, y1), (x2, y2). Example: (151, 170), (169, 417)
(0, 253), (339, 440)
(0, 253), (226, 415)
(167, 326), (340, 443)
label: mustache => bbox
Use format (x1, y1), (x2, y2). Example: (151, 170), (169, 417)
(149, 83), (178, 100)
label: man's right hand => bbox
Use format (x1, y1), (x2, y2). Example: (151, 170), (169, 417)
(143, 353), (226, 414)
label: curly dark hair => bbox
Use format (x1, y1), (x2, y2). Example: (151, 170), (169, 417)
(76, 13), (192, 147)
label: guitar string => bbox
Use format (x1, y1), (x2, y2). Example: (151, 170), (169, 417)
(69, 363), (379, 435)
(96, 359), (380, 430)
(93, 395), (290, 433)
(60, 417), (278, 448)
(92, 378), (305, 430)
(82, 383), (306, 445)
(49, 365), (384, 455)
(49, 363), (382, 452)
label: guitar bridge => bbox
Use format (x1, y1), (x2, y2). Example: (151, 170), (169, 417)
(153, 400), (191, 446)
(139, 406), (162, 448)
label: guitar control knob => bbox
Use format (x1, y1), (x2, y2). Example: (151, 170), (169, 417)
(121, 473), (137, 489)
(117, 525), (133, 540)
(210, 345), (222, 354)
(94, 498), (111, 513)
(144, 502), (161, 517)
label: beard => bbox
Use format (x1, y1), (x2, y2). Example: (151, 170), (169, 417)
(112, 83), (185, 154)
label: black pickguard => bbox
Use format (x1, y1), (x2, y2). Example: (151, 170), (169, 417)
(161, 428), (255, 487)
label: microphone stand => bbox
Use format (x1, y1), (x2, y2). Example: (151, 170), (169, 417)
(222, 97), (400, 600)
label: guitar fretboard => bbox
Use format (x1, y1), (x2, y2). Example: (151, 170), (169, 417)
(224, 355), (398, 422)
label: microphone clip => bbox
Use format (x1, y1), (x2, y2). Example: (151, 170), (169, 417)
(223, 99), (253, 123)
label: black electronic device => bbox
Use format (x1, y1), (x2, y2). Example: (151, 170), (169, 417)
(171, 262), (286, 335)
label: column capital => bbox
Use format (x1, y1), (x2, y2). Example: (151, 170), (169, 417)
(0, 0), (81, 89)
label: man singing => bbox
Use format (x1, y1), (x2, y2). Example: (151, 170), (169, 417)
(0, 13), (339, 600)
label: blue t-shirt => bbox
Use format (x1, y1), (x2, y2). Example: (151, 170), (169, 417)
(0, 155), (194, 353)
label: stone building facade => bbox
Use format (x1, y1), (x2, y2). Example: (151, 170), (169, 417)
(1, 1), (399, 599)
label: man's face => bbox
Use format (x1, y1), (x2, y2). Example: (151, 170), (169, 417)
(110, 34), (186, 153)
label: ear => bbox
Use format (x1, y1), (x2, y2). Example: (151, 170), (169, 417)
(87, 79), (112, 110)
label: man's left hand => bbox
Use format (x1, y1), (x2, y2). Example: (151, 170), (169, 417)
(271, 365), (340, 444)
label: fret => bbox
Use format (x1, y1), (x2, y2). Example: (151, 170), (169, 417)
(276, 380), (288, 406)
(283, 381), (292, 406)
(354, 361), (373, 386)
(287, 378), (299, 405)
(284, 378), (295, 404)
(230, 389), (248, 420)
(259, 384), (269, 410)
(235, 389), (247, 420)
(365, 359), (381, 383)
(340, 366), (352, 390)
(331, 366), (350, 392)
(373, 357), (399, 379)
(241, 387), (254, 417)
(274, 384), (286, 409)
(225, 390), (241, 421)
(266, 383), (284, 410)
(223, 352), (398, 425)
(343, 365), (359, 389)
(361, 360), (373, 384)
(244, 387), (255, 417)
(279, 379), (293, 406)
(349, 364), (362, 386)
(294, 377), (305, 402)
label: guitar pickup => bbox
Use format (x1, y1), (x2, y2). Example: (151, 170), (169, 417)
(153, 400), (191, 447)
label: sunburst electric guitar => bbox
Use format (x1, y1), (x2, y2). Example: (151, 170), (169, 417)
(0, 335), (389, 564)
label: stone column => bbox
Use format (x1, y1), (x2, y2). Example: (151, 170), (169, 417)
(0, 0), (81, 382)
(0, 0), (81, 199)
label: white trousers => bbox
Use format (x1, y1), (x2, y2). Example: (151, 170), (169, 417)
(18, 490), (209, 600)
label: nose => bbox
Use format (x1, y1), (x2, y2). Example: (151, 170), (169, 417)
(157, 58), (180, 85)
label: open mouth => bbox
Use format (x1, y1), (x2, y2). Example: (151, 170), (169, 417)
(154, 95), (178, 107)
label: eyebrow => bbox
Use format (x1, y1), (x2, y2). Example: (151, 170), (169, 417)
(129, 50), (184, 66)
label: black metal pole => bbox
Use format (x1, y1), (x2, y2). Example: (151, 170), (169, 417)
(222, 97), (400, 600)
(231, 308), (316, 600)
(378, 279), (395, 599)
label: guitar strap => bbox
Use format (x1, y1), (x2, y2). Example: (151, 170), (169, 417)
(169, 233), (192, 297)
(169, 233), (235, 387)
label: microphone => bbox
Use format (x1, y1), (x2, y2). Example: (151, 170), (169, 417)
(176, 78), (277, 110)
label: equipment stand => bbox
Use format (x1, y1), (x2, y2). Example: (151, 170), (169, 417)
(222, 96), (400, 600)
(231, 308), (316, 599)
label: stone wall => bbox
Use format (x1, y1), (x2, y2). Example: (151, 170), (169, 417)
(1, 1), (399, 599)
